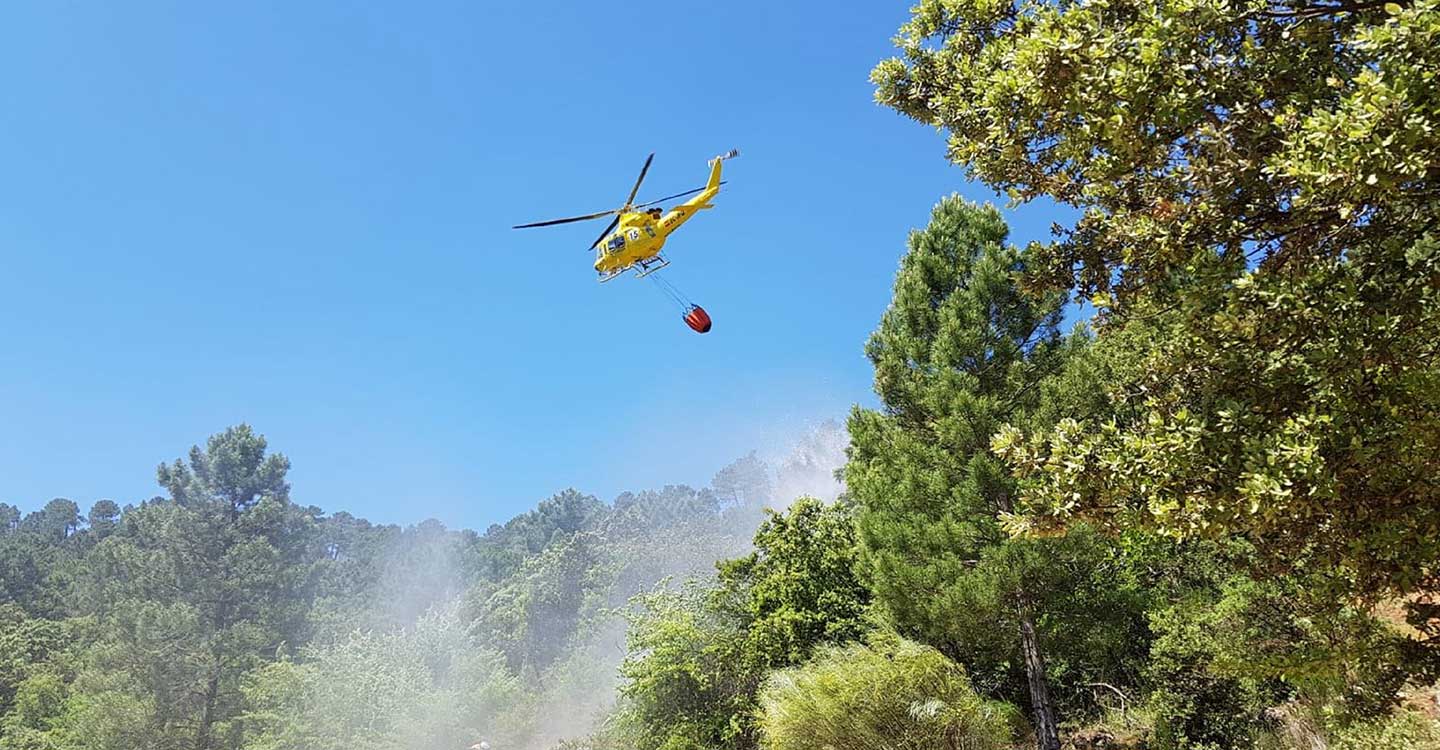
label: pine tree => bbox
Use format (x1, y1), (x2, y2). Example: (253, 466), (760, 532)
(846, 195), (1070, 750)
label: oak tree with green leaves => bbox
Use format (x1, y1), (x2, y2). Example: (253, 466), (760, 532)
(874, 0), (1440, 639)
(874, 0), (1440, 305)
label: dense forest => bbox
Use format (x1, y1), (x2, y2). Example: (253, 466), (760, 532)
(0, 425), (845, 750)
(4, 0), (1440, 748)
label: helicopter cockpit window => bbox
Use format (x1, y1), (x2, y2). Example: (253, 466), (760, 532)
(606, 235), (626, 251)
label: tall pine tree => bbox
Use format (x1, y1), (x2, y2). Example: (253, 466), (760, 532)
(70, 425), (317, 750)
(846, 196), (1072, 750)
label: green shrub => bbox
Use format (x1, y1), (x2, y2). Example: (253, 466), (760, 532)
(757, 632), (1018, 750)
(1146, 598), (1283, 750)
(1330, 709), (1440, 750)
(1255, 702), (1440, 750)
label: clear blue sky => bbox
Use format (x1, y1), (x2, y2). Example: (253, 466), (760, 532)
(1, 1), (1071, 530)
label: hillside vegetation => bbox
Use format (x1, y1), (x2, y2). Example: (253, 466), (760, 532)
(5, 0), (1440, 748)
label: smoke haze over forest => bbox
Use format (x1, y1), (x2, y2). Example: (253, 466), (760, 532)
(1, 420), (852, 749)
(5, 0), (1440, 747)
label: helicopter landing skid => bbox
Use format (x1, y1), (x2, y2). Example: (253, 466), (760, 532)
(632, 256), (670, 279)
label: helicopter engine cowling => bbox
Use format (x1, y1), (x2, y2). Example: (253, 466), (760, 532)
(683, 305), (712, 334)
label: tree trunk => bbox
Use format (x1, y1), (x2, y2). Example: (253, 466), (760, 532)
(194, 617), (228, 750)
(1018, 593), (1061, 750)
(194, 663), (220, 750)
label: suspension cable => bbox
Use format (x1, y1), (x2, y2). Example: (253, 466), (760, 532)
(647, 272), (693, 312)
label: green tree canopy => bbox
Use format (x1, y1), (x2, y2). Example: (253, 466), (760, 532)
(717, 497), (869, 671)
(85, 500), (121, 542)
(873, 0), (1440, 305)
(875, 0), (1440, 618)
(67, 425), (319, 750)
(615, 498), (869, 750)
(845, 197), (1065, 656)
(846, 196), (1150, 747)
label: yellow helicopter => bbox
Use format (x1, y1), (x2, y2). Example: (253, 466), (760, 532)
(513, 149), (739, 284)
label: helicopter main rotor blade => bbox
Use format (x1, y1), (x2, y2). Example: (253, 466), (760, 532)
(624, 153), (655, 208)
(588, 214), (622, 250)
(512, 209), (619, 229)
(632, 181), (727, 209)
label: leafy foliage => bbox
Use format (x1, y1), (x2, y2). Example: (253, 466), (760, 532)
(0, 604), (70, 746)
(0, 421), (849, 750)
(242, 605), (528, 750)
(873, 0), (1440, 305)
(616, 582), (755, 750)
(1145, 593), (1290, 749)
(614, 498), (870, 750)
(717, 498), (870, 671)
(874, 0), (1440, 704)
(469, 529), (612, 675)
(995, 233), (1440, 600)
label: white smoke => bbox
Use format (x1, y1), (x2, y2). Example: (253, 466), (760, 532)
(328, 420), (856, 750)
(515, 419), (853, 750)
(765, 419), (848, 507)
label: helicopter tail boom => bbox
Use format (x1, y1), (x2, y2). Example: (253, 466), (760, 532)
(656, 149), (738, 238)
(705, 149), (739, 192)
